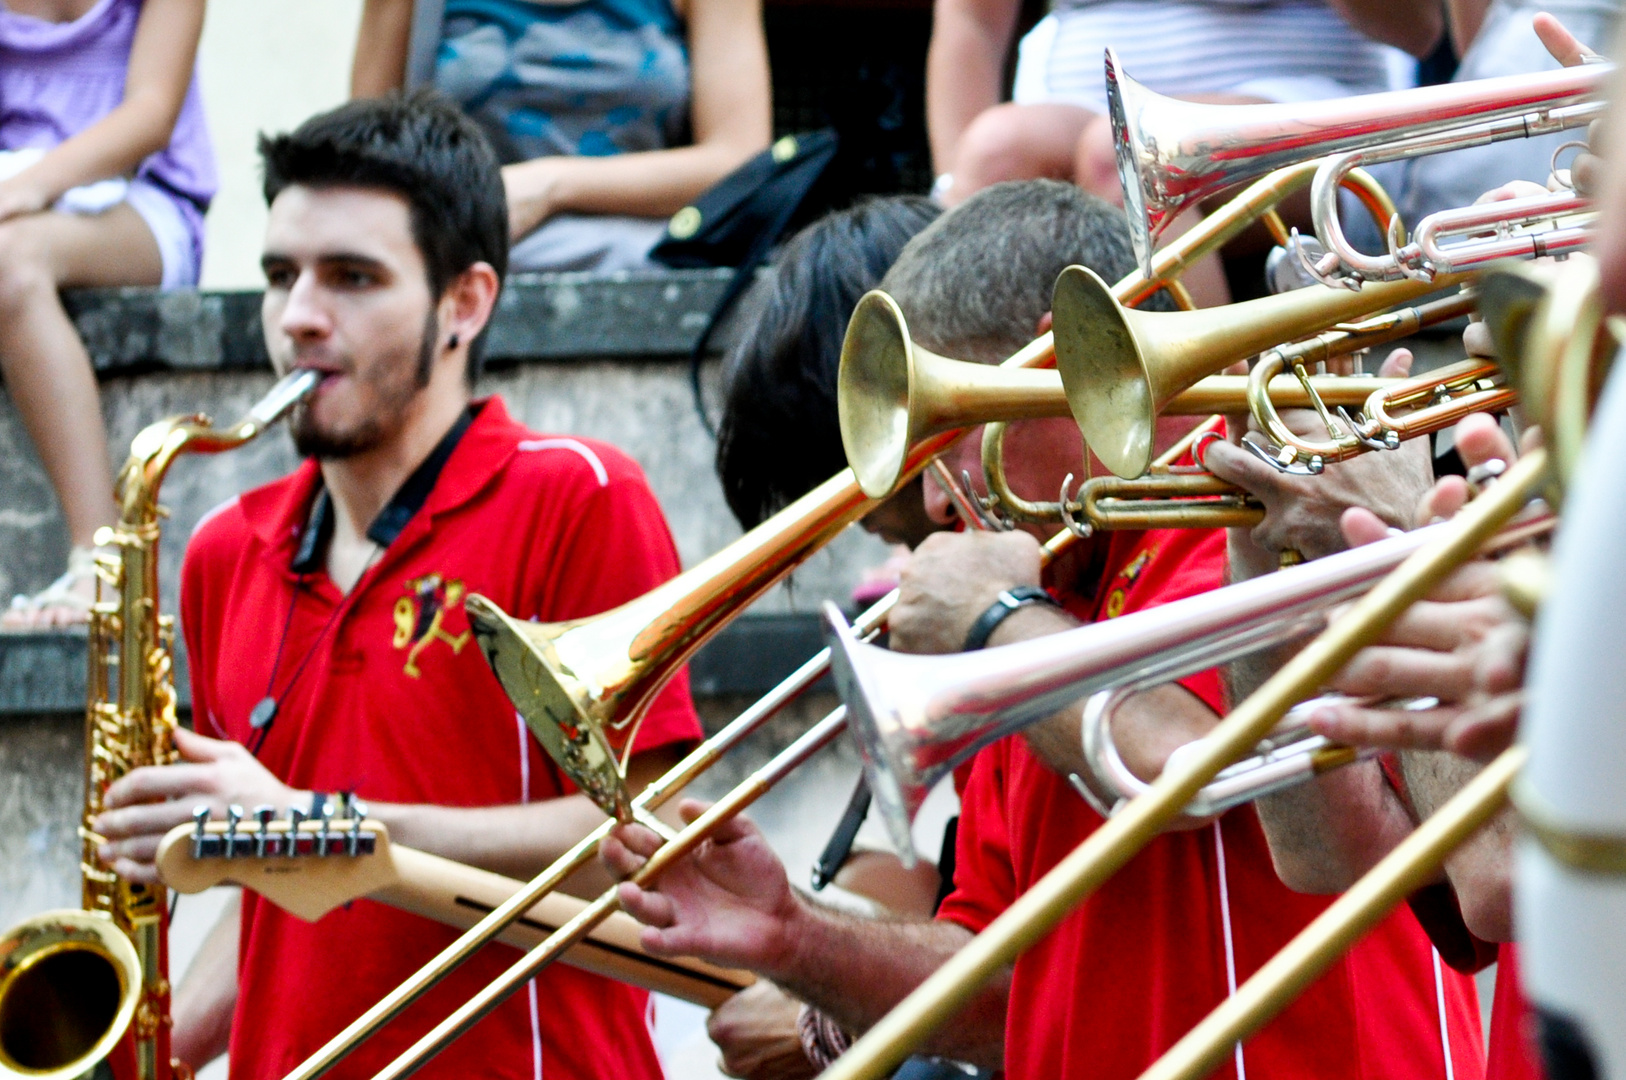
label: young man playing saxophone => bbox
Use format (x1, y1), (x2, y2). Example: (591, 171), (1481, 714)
(605, 179), (1484, 1080)
(91, 92), (700, 1080)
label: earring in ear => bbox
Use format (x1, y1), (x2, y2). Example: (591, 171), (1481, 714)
(448, 333), (460, 349)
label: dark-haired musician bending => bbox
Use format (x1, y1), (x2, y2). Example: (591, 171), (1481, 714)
(606, 179), (1484, 1080)
(92, 91), (699, 1080)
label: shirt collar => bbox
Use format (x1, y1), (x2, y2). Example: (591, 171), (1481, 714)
(289, 404), (477, 573)
(239, 396), (528, 567)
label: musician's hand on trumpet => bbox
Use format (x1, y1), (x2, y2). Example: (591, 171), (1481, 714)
(1204, 348), (1432, 572)
(1307, 413), (1533, 762)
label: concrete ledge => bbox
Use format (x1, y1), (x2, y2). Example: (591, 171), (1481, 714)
(0, 611), (831, 719)
(0, 630), (88, 716)
(65, 268), (741, 376)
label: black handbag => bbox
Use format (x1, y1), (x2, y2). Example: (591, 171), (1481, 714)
(650, 129), (839, 269)
(650, 130), (841, 431)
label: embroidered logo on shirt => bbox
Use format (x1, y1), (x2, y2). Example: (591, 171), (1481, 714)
(392, 574), (472, 677)
(1103, 546), (1157, 620)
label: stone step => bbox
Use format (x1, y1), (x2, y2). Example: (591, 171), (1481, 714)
(0, 610), (833, 718)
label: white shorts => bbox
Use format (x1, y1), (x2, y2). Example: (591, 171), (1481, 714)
(0, 148), (201, 289)
(1012, 0), (1406, 117)
(508, 212), (667, 274)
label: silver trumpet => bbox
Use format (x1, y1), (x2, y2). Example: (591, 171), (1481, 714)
(1073, 691), (1435, 822)
(1307, 151), (1595, 288)
(1107, 44), (1606, 273)
(826, 514), (1552, 857)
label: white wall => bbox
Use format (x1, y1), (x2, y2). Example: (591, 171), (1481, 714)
(195, 0), (366, 289)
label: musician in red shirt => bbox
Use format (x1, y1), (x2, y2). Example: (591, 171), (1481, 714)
(604, 180), (1482, 1079)
(1211, 402), (1543, 1080)
(92, 92), (699, 1080)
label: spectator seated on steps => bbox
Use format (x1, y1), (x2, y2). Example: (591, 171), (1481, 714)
(0, 0), (215, 629)
(351, 0), (771, 273)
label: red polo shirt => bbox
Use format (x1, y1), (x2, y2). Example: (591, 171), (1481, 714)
(1488, 946), (1542, 1080)
(937, 527), (1485, 1080)
(181, 398), (699, 1080)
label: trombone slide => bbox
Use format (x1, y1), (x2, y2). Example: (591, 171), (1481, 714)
(378, 849), (752, 1007)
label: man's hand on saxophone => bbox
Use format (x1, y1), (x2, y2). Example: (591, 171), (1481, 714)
(95, 726), (306, 883)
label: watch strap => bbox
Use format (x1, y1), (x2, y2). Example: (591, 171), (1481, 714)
(963, 585), (1057, 651)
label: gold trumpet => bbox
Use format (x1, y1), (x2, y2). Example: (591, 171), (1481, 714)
(1053, 264), (1467, 478)
(1107, 44), (1606, 271)
(0, 370), (318, 1080)
(838, 289), (1414, 500)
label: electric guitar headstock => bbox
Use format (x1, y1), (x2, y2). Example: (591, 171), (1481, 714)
(156, 797), (398, 921)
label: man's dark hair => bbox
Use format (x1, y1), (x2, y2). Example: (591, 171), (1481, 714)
(880, 179), (1171, 365)
(715, 196), (942, 529)
(259, 89), (509, 382)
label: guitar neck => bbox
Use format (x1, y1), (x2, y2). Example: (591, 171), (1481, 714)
(375, 847), (754, 1008)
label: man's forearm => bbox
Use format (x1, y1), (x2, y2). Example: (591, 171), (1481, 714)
(1400, 750), (1513, 940)
(774, 902), (1007, 1069)
(173, 892), (240, 1073)
(372, 746), (685, 890)
(372, 796), (611, 890)
(1223, 592), (1418, 890)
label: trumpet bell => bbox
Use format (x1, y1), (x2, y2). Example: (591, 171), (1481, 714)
(1053, 264), (1462, 478)
(840, 293), (917, 500)
(839, 292), (1068, 499)
(0, 910), (141, 1080)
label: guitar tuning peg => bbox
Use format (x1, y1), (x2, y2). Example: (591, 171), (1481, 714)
(191, 806), (211, 860)
(286, 805), (306, 858)
(316, 795), (334, 856)
(253, 805), (275, 858)
(225, 804), (244, 860)
(345, 800), (368, 857)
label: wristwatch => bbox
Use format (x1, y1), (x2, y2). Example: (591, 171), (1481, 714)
(963, 586), (1058, 651)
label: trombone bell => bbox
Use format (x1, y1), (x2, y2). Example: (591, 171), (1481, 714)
(466, 596), (632, 822)
(0, 910), (141, 1080)
(825, 602), (922, 862)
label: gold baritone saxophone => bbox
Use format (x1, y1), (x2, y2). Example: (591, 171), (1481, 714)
(0, 370), (317, 1080)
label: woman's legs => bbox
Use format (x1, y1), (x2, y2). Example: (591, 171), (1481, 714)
(0, 203), (161, 624)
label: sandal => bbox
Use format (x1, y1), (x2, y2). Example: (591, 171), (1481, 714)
(2, 546), (107, 630)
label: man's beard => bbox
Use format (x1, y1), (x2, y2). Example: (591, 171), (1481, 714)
(292, 311), (439, 460)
